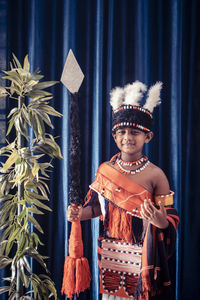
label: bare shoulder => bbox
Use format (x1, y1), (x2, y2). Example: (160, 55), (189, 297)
(148, 162), (166, 177)
(148, 162), (170, 195)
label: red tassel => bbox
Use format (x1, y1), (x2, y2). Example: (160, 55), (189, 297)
(61, 257), (75, 298)
(108, 204), (132, 243)
(76, 257), (91, 294)
(61, 220), (91, 299)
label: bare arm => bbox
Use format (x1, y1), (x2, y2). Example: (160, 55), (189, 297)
(67, 202), (102, 222)
(153, 167), (170, 196)
(80, 203), (102, 220)
(140, 167), (170, 229)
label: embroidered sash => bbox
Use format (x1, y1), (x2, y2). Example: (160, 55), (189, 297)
(90, 162), (153, 218)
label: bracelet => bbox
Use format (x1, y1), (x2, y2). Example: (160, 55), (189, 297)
(154, 191), (174, 206)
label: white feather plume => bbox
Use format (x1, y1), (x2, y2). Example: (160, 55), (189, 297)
(124, 81), (147, 106)
(143, 81), (163, 112)
(110, 87), (124, 110)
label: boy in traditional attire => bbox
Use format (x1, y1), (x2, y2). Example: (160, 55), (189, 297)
(67, 81), (179, 300)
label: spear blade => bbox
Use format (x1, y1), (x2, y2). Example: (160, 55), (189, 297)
(61, 49), (84, 94)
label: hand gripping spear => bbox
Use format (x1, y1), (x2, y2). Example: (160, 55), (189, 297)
(60, 50), (91, 299)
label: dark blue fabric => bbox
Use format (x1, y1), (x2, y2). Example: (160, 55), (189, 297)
(0, 0), (200, 299)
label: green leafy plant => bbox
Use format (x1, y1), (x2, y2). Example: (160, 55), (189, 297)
(0, 54), (62, 299)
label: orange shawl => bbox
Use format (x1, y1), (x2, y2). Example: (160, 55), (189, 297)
(89, 162), (153, 218)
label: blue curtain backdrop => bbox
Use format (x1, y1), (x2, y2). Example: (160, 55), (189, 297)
(0, 0), (199, 299)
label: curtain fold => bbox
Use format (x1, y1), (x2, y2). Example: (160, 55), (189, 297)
(0, 0), (200, 299)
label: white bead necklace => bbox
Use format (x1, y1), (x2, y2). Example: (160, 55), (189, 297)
(116, 159), (150, 175)
(118, 155), (148, 167)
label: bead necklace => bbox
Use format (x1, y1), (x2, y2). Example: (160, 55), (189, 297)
(116, 159), (150, 175)
(118, 155), (148, 167)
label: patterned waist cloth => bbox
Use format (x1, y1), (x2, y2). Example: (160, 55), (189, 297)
(98, 238), (142, 299)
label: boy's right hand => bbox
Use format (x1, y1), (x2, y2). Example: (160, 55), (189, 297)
(67, 205), (82, 222)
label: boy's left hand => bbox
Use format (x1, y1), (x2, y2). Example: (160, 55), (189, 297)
(140, 199), (169, 229)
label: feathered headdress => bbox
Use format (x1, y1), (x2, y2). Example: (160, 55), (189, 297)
(110, 81), (163, 132)
(143, 82), (162, 112)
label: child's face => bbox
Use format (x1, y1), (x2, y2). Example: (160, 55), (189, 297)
(113, 127), (153, 156)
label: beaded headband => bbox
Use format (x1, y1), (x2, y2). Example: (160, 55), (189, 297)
(110, 81), (162, 133)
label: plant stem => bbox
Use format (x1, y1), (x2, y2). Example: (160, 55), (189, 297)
(16, 95), (24, 300)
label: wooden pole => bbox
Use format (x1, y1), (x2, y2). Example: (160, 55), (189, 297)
(16, 95), (24, 299)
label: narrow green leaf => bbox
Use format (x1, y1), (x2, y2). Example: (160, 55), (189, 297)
(23, 55), (30, 72)
(28, 207), (44, 215)
(28, 96), (53, 105)
(8, 84), (21, 96)
(16, 235), (26, 257)
(26, 191), (48, 200)
(33, 81), (58, 90)
(0, 225), (14, 243)
(27, 89), (52, 98)
(2, 76), (22, 89)
(36, 179), (50, 193)
(7, 107), (18, 118)
(0, 240), (7, 256)
(32, 67), (41, 77)
(22, 256), (32, 274)
(42, 277), (57, 299)
(28, 215), (44, 234)
(17, 235), (29, 259)
(28, 252), (48, 273)
(6, 117), (15, 136)
(1, 202), (15, 224)
(35, 114), (45, 138)
(31, 280), (38, 300)
(38, 105), (62, 117)
(1, 180), (8, 196)
(0, 201), (13, 213)
(7, 227), (21, 244)
(30, 113), (39, 139)
(29, 198), (52, 212)
(3, 70), (22, 84)
(18, 200), (26, 206)
(5, 240), (14, 256)
(0, 286), (10, 294)
(8, 292), (18, 300)
(32, 232), (44, 247)
(1, 149), (19, 171)
(36, 183), (48, 198)
(23, 275), (31, 289)
(34, 110), (54, 129)
(18, 207), (27, 221)
(8, 204), (17, 222)
(21, 107), (31, 126)
(31, 161), (40, 177)
(18, 258), (30, 288)
(10, 164), (27, 183)
(0, 257), (12, 269)
(12, 53), (22, 68)
(14, 116), (29, 140)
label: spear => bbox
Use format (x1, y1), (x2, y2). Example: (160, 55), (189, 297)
(60, 50), (91, 299)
